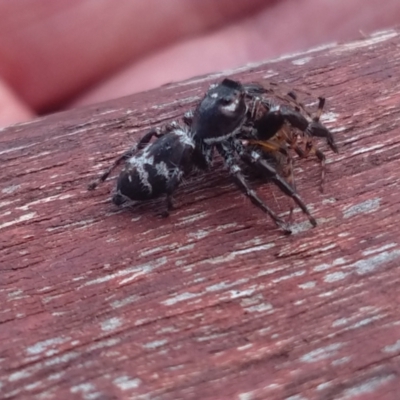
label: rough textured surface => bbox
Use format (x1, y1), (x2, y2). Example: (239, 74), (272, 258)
(1, 28), (400, 400)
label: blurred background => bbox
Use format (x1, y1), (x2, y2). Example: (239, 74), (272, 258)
(1, 0), (400, 127)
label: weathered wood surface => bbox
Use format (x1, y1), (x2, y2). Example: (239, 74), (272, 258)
(2, 28), (400, 400)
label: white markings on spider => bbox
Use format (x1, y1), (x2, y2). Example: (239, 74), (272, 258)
(222, 99), (239, 112)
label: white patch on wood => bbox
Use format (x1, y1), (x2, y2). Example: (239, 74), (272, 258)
(119, 265), (154, 285)
(17, 193), (74, 211)
(298, 281), (316, 289)
(300, 343), (343, 363)
(46, 218), (95, 232)
(286, 395), (308, 400)
(205, 243), (276, 267)
(101, 317), (122, 332)
(288, 220), (315, 235)
(47, 352), (80, 367)
(316, 382), (332, 391)
(238, 391), (258, 400)
(292, 56), (312, 65)
(142, 339), (168, 349)
(176, 211), (208, 225)
(324, 271), (349, 283)
(332, 309), (384, 331)
(8, 370), (32, 382)
(0, 143), (40, 155)
(162, 292), (200, 306)
(138, 243), (179, 257)
(362, 243), (398, 256)
(113, 376), (142, 390)
(157, 326), (179, 335)
(347, 249), (400, 275)
(332, 356), (351, 366)
(205, 279), (249, 293)
(229, 287), (256, 299)
(318, 290), (336, 298)
(329, 126), (346, 134)
(313, 257), (346, 272)
(2, 184), (20, 194)
(262, 70), (278, 79)
(26, 337), (70, 355)
(196, 332), (229, 342)
(187, 229), (210, 239)
(272, 270), (305, 283)
(82, 257), (166, 287)
(27, 150), (51, 160)
(338, 232), (349, 238)
(320, 112), (339, 123)
(111, 295), (138, 309)
(343, 198), (380, 218)
(244, 302), (273, 313)
(0, 212), (36, 230)
(383, 340), (400, 353)
(350, 315), (385, 329)
(350, 143), (385, 156)
(0, 200), (12, 208)
(340, 374), (395, 399)
(70, 383), (101, 400)
(7, 289), (24, 300)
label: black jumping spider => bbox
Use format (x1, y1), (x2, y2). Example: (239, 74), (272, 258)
(88, 78), (337, 233)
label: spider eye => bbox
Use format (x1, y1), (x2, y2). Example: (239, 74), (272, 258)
(220, 97), (232, 105)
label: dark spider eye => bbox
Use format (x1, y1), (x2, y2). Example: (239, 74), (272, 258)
(220, 97), (232, 105)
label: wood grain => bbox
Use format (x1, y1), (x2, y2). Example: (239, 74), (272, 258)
(1, 28), (400, 400)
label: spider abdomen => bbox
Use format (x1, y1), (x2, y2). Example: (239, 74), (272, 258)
(113, 129), (195, 204)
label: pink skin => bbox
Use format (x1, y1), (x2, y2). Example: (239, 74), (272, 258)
(1, 0), (400, 127)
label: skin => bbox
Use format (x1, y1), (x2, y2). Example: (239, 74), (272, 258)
(1, 0), (400, 127)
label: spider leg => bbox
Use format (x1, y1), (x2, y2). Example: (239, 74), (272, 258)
(306, 97), (338, 153)
(238, 144), (317, 227)
(306, 121), (338, 153)
(291, 134), (326, 192)
(183, 110), (194, 126)
(247, 138), (297, 189)
(276, 97), (337, 153)
(216, 142), (292, 234)
(160, 170), (182, 217)
(87, 127), (165, 190)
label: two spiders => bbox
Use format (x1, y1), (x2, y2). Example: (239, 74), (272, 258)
(88, 78), (338, 234)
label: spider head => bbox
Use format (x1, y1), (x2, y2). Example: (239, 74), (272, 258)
(192, 78), (247, 144)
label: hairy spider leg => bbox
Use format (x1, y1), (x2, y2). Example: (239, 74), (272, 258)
(216, 141), (292, 234)
(247, 137), (297, 190)
(266, 99), (337, 192)
(161, 169), (184, 217)
(288, 97), (337, 192)
(236, 141), (316, 227)
(87, 127), (165, 190)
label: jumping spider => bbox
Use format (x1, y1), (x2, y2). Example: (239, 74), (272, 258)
(88, 78), (336, 233)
